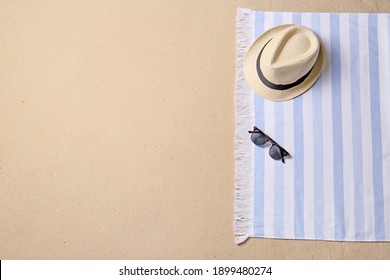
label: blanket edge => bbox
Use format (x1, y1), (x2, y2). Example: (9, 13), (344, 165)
(234, 8), (254, 245)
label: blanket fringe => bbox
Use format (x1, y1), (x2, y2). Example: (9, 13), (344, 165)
(234, 8), (254, 245)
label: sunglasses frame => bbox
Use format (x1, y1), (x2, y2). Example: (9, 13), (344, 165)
(248, 126), (291, 163)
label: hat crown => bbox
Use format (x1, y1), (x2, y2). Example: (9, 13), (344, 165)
(260, 25), (320, 84)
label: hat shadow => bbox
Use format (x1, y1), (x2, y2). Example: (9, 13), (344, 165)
(321, 45), (331, 76)
(308, 39), (331, 97)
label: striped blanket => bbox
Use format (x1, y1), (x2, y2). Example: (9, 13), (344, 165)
(235, 9), (390, 244)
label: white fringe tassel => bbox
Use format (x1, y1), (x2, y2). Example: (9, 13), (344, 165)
(234, 8), (254, 245)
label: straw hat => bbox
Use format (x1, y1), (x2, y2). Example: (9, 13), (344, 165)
(244, 24), (324, 101)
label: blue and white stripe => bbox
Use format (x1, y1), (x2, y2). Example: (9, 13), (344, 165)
(236, 10), (390, 243)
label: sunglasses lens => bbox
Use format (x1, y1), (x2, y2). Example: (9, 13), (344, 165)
(269, 144), (283, 160)
(251, 132), (268, 146)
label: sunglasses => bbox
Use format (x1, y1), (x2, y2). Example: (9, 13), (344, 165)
(248, 126), (291, 163)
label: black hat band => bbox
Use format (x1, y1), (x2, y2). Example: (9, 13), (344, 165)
(256, 39), (314, 91)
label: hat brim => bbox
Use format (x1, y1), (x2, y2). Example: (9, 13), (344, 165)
(244, 24), (325, 102)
